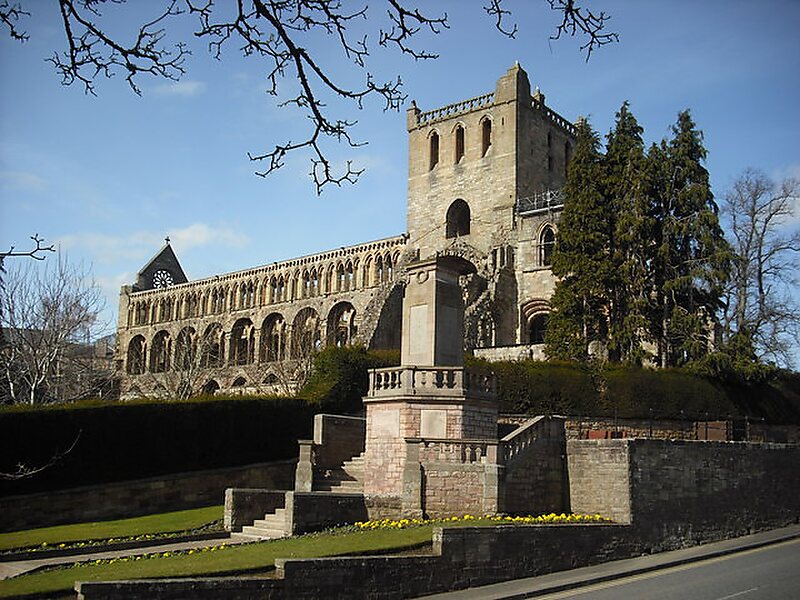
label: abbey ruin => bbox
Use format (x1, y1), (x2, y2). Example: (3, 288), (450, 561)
(116, 64), (574, 398)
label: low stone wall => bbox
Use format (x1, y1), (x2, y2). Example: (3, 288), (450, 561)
(290, 492), (368, 534)
(1, 460), (295, 532)
(224, 489), (287, 532)
(567, 439), (800, 545)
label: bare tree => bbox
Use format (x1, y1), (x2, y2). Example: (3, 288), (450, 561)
(721, 169), (800, 367)
(1, 1), (617, 193)
(0, 254), (110, 404)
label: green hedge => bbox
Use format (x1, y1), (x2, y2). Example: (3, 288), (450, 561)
(299, 346), (400, 412)
(0, 396), (315, 497)
(468, 357), (800, 423)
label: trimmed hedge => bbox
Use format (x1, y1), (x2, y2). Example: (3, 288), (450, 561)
(299, 346), (400, 412)
(468, 357), (800, 423)
(0, 396), (315, 497)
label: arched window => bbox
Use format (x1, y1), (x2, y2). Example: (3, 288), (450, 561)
(528, 313), (549, 344)
(260, 313), (286, 362)
(445, 199), (470, 239)
(539, 226), (556, 267)
(126, 336), (146, 375)
(150, 330), (172, 373)
(200, 323), (224, 367)
(327, 302), (356, 347)
(202, 380), (220, 396)
(455, 124), (465, 163)
(230, 318), (255, 365)
(175, 327), (196, 371)
(429, 131), (439, 170)
(481, 118), (492, 157)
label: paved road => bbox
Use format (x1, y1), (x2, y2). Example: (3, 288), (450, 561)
(536, 538), (800, 600)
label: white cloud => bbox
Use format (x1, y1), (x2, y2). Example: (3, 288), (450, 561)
(57, 223), (249, 265)
(153, 80), (207, 97)
(0, 170), (48, 192)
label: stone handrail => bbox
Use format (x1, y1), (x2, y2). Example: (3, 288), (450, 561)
(408, 438), (499, 465)
(500, 415), (551, 464)
(516, 189), (564, 215)
(367, 366), (496, 400)
(531, 98), (576, 135)
(417, 93), (495, 125)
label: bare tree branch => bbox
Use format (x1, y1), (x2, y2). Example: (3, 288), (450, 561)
(0, 430), (81, 480)
(547, 0), (618, 61)
(0, 0), (29, 41)
(6, 1), (617, 191)
(0, 234), (55, 262)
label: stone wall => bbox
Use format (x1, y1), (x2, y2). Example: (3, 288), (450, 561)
(224, 489), (287, 532)
(567, 439), (800, 545)
(1, 460), (295, 532)
(77, 441), (800, 599)
(312, 414), (366, 470)
(290, 492), (368, 534)
(501, 417), (567, 515)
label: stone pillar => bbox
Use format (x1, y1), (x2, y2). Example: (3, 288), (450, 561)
(401, 440), (424, 518)
(295, 440), (314, 492)
(401, 256), (475, 367)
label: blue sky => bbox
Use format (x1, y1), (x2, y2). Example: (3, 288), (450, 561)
(1, 0), (799, 337)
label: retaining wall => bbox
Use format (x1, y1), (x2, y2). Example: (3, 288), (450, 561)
(1, 460), (295, 532)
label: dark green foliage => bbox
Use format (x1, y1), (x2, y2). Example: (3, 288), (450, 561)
(299, 346), (400, 412)
(546, 119), (612, 360)
(478, 358), (799, 424)
(0, 396), (315, 496)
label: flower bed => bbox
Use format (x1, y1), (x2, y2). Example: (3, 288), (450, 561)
(355, 513), (611, 530)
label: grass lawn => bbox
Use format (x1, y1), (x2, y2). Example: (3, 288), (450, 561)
(0, 526), (435, 598)
(0, 506), (223, 552)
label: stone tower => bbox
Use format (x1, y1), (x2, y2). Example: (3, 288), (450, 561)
(405, 63), (575, 348)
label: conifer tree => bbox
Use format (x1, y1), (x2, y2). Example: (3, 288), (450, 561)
(603, 102), (650, 363)
(545, 118), (613, 360)
(646, 110), (731, 367)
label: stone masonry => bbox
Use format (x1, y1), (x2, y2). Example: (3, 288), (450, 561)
(116, 63), (574, 398)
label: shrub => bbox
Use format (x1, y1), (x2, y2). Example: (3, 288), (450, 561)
(299, 346), (399, 411)
(0, 396), (315, 496)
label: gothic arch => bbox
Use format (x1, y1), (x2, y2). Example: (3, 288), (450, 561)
(126, 335), (146, 375)
(428, 129), (440, 170)
(327, 301), (356, 347)
(175, 326), (197, 371)
(445, 199), (470, 239)
(292, 307), (320, 359)
(538, 223), (557, 267)
(150, 330), (172, 373)
(480, 115), (492, 157)
(260, 312), (286, 362)
(200, 322), (224, 367)
(230, 317), (255, 365)
(453, 122), (466, 163)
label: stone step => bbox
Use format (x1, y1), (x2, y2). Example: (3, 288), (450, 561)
(240, 525), (288, 539)
(315, 480), (364, 493)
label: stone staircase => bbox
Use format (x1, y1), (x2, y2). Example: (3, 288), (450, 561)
(237, 507), (290, 541)
(313, 452), (365, 493)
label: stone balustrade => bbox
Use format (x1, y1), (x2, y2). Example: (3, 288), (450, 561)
(409, 438), (499, 465)
(417, 93), (495, 125)
(367, 366), (496, 400)
(500, 415), (549, 464)
(531, 97), (576, 135)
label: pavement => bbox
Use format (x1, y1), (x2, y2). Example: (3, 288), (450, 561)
(415, 524), (800, 599)
(0, 534), (241, 580)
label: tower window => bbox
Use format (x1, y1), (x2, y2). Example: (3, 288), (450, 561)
(455, 125), (465, 163)
(446, 199), (470, 239)
(481, 119), (492, 157)
(539, 226), (555, 266)
(429, 131), (439, 171)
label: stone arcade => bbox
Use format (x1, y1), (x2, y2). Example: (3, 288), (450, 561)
(116, 63), (573, 398)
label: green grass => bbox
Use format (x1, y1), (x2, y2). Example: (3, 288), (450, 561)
(0, 506), (223, 552)
(0, 526), (434, 598)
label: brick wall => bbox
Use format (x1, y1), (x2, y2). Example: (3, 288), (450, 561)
(1, 460), (295, 532)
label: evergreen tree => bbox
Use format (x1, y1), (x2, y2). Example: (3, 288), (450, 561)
(603, 102), (650, 363)
(545, 118), (613, 360)
(646, 110), (731, 367)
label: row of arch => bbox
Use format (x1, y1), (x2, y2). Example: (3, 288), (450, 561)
(128, 249), (401, 327)
(429, 117), (493, 171)
(126, 302), (357, 375)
